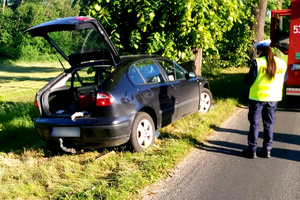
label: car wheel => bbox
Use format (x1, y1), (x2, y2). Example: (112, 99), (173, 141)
(199, 88), (212, 113)
(130, 112), (155, 152)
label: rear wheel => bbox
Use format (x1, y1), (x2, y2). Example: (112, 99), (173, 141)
(199, 88), (212, 113)
(130, 112), (155, 152)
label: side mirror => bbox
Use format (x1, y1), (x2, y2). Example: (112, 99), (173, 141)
(186, 71), (196, 79)
(189, 72), (196, 77)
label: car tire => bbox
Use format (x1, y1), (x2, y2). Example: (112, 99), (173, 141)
(130, 112), (155, 152)
(199, 88), (212, 113)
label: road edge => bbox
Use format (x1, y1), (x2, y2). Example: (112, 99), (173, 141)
(138, 106), (247, 200)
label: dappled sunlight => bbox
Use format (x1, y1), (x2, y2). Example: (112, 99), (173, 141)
(0, 63), (64, 102)
(0, 150), (119, 199)
(0, 62), (249, 199)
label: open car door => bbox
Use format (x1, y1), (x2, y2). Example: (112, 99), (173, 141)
(270, 9), (291, 54)
(270, 0), (300, 95)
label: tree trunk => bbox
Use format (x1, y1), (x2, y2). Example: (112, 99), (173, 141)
(252, 0), (268, 42)
(193, 47), (202, 76)
(279, 0), (283, 9)
(2, 0), (5, 15)
(249, 0), (268, 60)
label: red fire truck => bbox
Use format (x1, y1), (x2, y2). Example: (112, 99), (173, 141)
(270, 0), (300, 95)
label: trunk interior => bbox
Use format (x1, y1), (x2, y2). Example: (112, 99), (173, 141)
(44, 85), (97, 117)
(40, 66), (112, 118)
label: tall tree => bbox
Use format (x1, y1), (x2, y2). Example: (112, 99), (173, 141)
(2, 0), (5, 14)
(252, 0), (269, 42)
(279, 0), (283, 8)
(81, 0), (247, 75)
(250, 0), (289, 60)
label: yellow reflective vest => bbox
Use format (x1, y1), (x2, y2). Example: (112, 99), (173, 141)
(249, 56), (287, 102)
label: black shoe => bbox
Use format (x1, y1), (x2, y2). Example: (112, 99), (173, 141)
(242, 149), (257, 159)
(261, 149), (271, 158)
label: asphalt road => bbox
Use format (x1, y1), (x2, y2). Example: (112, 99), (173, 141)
(142, 105), (300, 200)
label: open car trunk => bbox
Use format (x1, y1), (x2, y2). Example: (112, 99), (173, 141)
(39, 66), (112, 118)
(24, 17), (121, 67)
(24, 17), (120, 118)
(45, 85), (97, 117)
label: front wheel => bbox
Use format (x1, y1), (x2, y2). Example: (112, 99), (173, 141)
(130, 112), (155, 152)
(199, 88), (213, 113)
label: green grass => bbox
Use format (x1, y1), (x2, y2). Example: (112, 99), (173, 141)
(0, 62), (64, 102)
(0, 63), (249, 199)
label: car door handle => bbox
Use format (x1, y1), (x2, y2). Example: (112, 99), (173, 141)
(171, 84), (179, 90)
(146, 90), (153, 96)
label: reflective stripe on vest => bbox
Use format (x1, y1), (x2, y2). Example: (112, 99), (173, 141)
(249, 56), (287, 102)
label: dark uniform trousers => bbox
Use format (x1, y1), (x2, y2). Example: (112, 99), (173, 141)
(248, 100), (278, 152)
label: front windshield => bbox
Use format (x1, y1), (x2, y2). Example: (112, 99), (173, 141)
(48, 29), (110, 63)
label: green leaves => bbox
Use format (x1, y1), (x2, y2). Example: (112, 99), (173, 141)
(0, 0), (277, 66)
(82, 0), (250, 65)
(0, 0), (257, 67)
(0, 0), (82, 61)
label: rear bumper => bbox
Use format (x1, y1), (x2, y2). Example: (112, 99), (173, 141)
(35, 117), (131, 149)
(286, 87), (300, 96)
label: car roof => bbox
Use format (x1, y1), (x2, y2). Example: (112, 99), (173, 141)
(120, 54), (166, 62)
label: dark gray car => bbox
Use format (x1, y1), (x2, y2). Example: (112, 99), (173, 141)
(24, 17), (212, 152)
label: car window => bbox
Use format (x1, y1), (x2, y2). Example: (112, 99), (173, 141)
(133, 59), (164, 84)
(157, 60), (185, 81)
(48, 29), (108, 58)
(174, 62), (186, 79)
(129, 66), (144, 84)
(75, 67), (95, 87)
(65, 67), (111, 87)
(64, 67), (95, 87)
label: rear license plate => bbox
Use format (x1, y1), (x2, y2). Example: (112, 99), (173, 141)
(52, 127), (80, 137)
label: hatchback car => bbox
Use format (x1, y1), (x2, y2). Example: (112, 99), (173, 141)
(24, 16), (212, 152)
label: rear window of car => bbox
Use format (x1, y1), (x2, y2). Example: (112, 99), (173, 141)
(129, 59), (164, 84)
(65, 66), (112, 87)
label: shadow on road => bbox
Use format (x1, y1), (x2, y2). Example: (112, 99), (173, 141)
(213, 126), (300, 147)
(199, 140), (300, 162)
(200, 126), (300, 162)
(197, 140), (247, 158)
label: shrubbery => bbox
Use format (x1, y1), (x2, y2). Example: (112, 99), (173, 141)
(0, 0), (278, 68)
(81, 0), (254, 67)
(0, 0), (80, 62)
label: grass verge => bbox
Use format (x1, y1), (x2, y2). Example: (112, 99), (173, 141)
(0, 63), (249, 199)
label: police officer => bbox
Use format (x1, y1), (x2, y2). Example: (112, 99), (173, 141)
(243, 39), (287, 159)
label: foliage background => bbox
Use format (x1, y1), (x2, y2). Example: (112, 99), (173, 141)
(0, 1), (293, 198)
(0, 0), (80, 61)
(0, 0), (290, 67)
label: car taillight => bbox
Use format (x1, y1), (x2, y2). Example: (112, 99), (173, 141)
(34, 100), (39, 108)
(96, 92), (114, 106)
(34, 96), (42, 117)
